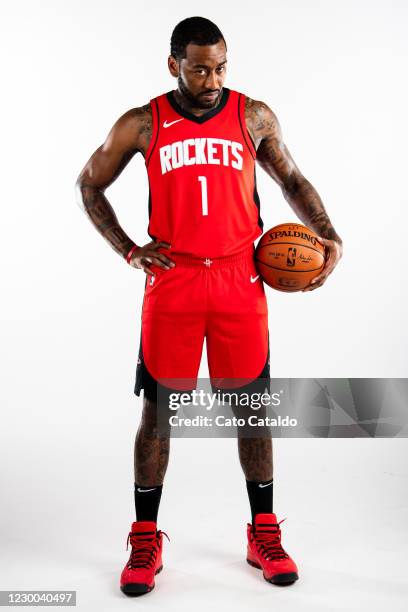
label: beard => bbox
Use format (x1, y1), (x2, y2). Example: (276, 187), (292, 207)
(177, 75), (222, 110)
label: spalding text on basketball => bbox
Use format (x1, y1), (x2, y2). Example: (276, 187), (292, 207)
(268, 230), (318, 246)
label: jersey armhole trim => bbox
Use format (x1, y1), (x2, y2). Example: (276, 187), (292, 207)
(145, 98), (160, 167)
(238, 93), (256, 160)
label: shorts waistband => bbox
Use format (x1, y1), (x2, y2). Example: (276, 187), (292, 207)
(168, 245), (255, 268)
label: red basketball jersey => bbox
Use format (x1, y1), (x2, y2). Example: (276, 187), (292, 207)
(144, 87), (264, 258)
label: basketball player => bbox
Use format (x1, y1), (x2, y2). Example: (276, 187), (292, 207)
(76, 17), (343, 595)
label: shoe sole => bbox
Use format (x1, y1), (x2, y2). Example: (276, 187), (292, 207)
(247, 558), (298, 585)
(120, 565), (163, 596)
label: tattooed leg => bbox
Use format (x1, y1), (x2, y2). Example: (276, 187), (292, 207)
(134, 396), (170, 486)
(237, 436), (273, 482)
(230, 400), (273, 480)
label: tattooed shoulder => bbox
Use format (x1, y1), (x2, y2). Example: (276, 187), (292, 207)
(127, 103), (153, 157)
(245, 97), (279, 147)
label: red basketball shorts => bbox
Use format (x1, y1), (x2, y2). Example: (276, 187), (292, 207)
(134, 244), (270, 402)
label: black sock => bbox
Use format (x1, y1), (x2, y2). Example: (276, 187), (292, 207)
(246, 478), (273, 524)
(134, 482), (163, 523)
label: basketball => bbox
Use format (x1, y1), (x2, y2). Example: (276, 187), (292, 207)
(255, 223), (326, 292)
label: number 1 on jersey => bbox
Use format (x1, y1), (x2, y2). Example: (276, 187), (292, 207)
(198, 176), (208, 216)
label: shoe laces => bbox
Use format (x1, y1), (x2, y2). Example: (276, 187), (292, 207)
(253, 518), (289, 561)
(126, 529), (170, 569)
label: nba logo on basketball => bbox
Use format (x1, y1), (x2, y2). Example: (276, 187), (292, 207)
(286, 248), (297, 267)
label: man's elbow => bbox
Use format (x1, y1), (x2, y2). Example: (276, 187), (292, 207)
(282, 172), (309, 200)
(74, 176), (87, 213)
(282, 174), (300, 199)
(75, 173), (100, 214)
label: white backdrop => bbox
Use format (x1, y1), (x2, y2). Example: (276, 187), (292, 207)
(1, 1), (407, 610)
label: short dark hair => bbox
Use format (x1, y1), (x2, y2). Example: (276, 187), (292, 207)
(170, 17), (226, 61)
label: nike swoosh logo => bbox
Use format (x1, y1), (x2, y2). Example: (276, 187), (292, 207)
(136, 487), (156, 493)
(250, 275), (260, 283)
(163, 118), (184, 128)
(258, 481), (273, 488)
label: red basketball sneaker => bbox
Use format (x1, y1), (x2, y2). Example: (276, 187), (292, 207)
(246, 513), (299, 585)
(120, 520), (169, 595)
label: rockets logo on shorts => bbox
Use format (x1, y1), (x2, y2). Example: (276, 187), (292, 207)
(144, 87), (264, 258)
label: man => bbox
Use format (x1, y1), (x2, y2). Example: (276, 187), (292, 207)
(76, 16), (342, 596)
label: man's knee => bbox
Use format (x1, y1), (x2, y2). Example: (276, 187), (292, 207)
(140, 395), (171, 438)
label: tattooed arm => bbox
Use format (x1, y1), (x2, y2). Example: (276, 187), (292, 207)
(75, 105), (174, 275)
(245, 97), (343, 291)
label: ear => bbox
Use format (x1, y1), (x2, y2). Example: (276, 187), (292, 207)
(168, 55), (179, 78)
